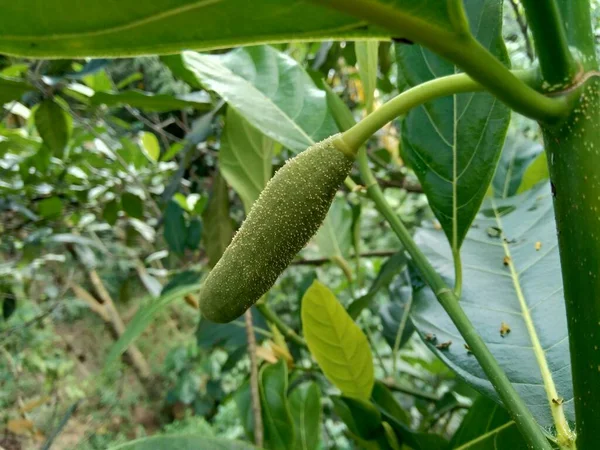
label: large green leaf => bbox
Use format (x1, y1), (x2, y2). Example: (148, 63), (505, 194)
(301, 280), (374, 400)
(492, 133), (544, 198)
(202, 171), (234, 268)
(450, 395), (526, 450)
(0, 1), (390, 57)
(220, 108), (275, 213)
(259, 359), (296, 450)
(289, 382), (321, 450)
(410, 184), (574, 430)
(181, 46), (338, 152)
(108, 435), (257, 450)
(396, 0), (510, 250)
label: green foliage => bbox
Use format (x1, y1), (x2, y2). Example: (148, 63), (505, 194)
(302, 281), (374, 400)
(259, 360), (295, 449)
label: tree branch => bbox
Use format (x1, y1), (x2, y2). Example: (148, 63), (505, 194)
(244, 309), (263, 448)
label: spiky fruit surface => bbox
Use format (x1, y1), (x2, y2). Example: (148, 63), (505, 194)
(200, 134), (354, 323)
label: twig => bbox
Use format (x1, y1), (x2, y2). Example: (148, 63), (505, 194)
(255, 303), (307, 347)
(382, 379), (439, 402)
(508, 0), (535, 62)
(245, 309), (263, 448)
(291, 250), (400, 266)
(124, 105), (183, 144)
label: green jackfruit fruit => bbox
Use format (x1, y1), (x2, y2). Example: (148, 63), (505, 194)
(200, 134), (355, 323)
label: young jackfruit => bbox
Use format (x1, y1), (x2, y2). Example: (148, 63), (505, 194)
(200, 134), (356, 323)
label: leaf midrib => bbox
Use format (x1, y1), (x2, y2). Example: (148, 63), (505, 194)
(492, 200), (573, 441)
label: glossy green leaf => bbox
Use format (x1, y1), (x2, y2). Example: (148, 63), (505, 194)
(202, 171), (234, 268)
(181, 46), (338, 152)
(0, 76), (33, 104)
(370, 381), (410, 426)
(517, 152), (549, 194)
(197, 306), (266, 351)
(259, 359), (295, 450)
(91, 90), (211, 112)
(220, 108), (274, 213)
(355, 40), (379, 111)
(289, 382), (321, 450)
(396, 0), (510, 250)
(164, 200), (187, 256)
(139, 131), (160, 162)
(0, 1), (391, 58)
(302, 280), (374, 400)
(108, 435), (257, 450)
(492, 133), (544, 198)
(34, 99), (71, 157)
(450, 395), (525, 450)
(121, 192), (144, 219)
(410, 183), (574, 430)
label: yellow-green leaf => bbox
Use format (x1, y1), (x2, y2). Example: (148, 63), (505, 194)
(301, 280), (374, 400)
(140, 131), (160, 162)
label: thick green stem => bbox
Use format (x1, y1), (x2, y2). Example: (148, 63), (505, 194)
(543, 77), (600, 450)
(313, 0), (571, 121)
(355, 148), (551, 450)
(255, 303), (307, 348)
(520, 0), (576, 86)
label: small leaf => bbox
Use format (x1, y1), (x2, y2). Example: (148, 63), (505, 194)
(121, 192), (144, 219)
(518, 152), (549, 193)
(493, 133), (544, 198)
(140, 131), (160, 162)
(0, 75), (33, 104)
(37, 197), (63, 218)
(105, 282), (201, 369)
(103, 199), (120, 225)
(259, 359), (295, 449)
(202, 172), (233, 268)
(163, 200), (187, 256)
(186, 218), (202, 251)
(34, 98), (71, 157)
(289, 382), (321, 450)
(301, 280), (374, 400)
(220, 108), (274, 213)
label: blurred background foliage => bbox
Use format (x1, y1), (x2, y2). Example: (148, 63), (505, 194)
(0, 2), (598, 449)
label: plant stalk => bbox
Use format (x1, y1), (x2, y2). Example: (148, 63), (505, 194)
(520, 0), (576, 86)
